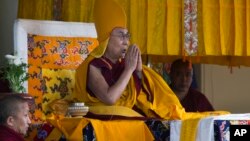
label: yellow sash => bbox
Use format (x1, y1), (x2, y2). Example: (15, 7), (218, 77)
(48, 115), (154, 141)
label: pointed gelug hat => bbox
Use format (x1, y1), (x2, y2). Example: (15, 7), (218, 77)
(91, 0), (127, 58)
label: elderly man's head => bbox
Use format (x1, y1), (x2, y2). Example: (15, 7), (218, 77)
(91, 0), (127, 58)
(0, 95), (31, 135)
(170, 59), (193, 94)
(105, 27), (130, 60)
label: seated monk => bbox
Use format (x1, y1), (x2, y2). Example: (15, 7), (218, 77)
(0, 94), (31, 141)
(169, 59), (214, 112)
(72, 0), (228, 120)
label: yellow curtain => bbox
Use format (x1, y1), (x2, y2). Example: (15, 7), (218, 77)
(18, 0), (250, 66)
(61, 0), (95, 22)
(18, 0), (53, 20)
(113, 0), (183, 58)
(17, 0), (182, 57)
(195, 0), (250, 66)
(117, 0), (182, 60)
(58, 0), (181, 56)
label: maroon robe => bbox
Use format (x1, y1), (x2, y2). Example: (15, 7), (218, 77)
(181, 88), (214, 112)
(0, 125), (25, 141)
(87, 57), (141, 95)
(86, 57), (145, 116)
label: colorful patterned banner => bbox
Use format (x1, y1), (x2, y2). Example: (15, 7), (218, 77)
(184, 0), (198, 56)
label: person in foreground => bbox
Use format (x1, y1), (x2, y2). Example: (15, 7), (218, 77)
(73, 0), (228, 120)
(169, 59), (214, 112)
(0, 94), (31, 141)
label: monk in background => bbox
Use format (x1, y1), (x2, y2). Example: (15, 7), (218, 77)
(169, 59), (214, 112)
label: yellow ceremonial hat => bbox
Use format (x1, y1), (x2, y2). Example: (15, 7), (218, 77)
(91, 0), (127, 58)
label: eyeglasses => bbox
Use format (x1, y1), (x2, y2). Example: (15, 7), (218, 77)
(110, 33), (131, 40)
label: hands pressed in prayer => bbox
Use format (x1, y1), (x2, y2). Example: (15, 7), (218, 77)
(135, 45), (142, 72)
(125, 44), (141, 72)
(125, 44), (142, 79)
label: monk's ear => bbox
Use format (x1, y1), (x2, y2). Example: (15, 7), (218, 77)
(6, 116), (15, 127)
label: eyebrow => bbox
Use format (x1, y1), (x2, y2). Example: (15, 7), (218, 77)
(117, 31), (128, 34)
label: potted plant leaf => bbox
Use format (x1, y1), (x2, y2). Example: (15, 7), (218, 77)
(0, 55), (36, 119)
(0, 54), (29, 93)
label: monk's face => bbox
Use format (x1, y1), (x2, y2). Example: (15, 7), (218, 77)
(170, 64), (193, 93)
(11, 102), (31, 135)
(106, 27), (130, 60)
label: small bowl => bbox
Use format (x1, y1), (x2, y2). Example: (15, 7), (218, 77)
(68, 103), (89, 117)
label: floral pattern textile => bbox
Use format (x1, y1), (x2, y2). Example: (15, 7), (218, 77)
(27, 34), (98, 120)
(184, 0), (198, 56)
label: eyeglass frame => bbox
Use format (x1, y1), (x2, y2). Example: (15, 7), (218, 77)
(110, 32), (131, 40)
